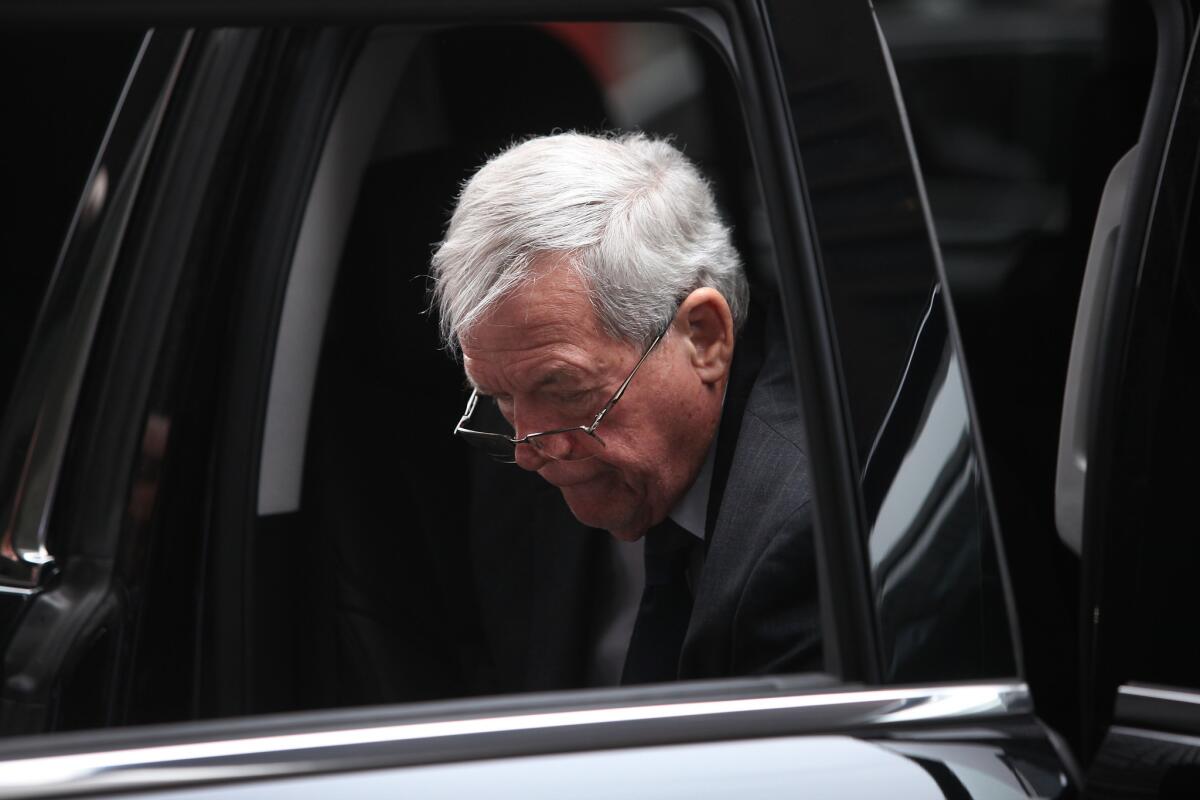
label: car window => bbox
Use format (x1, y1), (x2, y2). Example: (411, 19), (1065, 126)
(109, 19), (830, 725)
(876, 0), (1152, 493)
(762, 0), (1020, 685)
(275, 20), (807, 706)
(0, 30), (142, 423)
(874, 0), (1156, 735)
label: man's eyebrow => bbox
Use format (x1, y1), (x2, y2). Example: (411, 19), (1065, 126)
(463, 365), (589, 395)
(532, 366), (587, 390)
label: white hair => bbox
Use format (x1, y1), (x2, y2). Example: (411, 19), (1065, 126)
(430, 131), (748, 354)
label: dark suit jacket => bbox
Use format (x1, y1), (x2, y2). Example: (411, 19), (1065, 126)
(679, 303), (822, 678)
(468, 303), (822, 691)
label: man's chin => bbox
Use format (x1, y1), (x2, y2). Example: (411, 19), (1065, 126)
(559, 483), (647, 541)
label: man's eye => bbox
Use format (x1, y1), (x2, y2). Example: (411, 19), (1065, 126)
(556, 390), (593, 406)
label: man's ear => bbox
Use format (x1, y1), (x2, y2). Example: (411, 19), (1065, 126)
(676, 288), (734, 386)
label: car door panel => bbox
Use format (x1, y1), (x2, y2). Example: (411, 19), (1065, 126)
(1081, 5), (1200, 794)
(0, 681), (1061, 798)
(1089, 686), (1200, 798)
(97, 738), (1049, 800)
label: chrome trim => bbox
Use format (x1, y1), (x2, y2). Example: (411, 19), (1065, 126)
(1108, 725), (1200, 748)
(0, 682), (1029, 798)
(0, 30), (192, 589)
(1119, 684), (1200, 706)
(1114, 683), (1200, 737)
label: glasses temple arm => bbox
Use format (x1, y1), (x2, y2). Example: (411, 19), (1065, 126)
(454, 389), (480, 432)
(589, 327), (668, 429)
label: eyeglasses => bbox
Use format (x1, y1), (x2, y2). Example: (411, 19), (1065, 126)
(453, 322), (670, 463)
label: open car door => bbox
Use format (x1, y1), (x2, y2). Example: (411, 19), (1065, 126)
(1058, 1), (1200, 796)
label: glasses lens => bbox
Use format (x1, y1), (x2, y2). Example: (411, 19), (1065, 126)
(456, 395), (516, 462)
(457, 430), (516, 463)
(527, 429), (605, 462)
(468, 395), (515, 435)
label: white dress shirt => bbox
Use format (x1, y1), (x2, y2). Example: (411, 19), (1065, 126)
(587, 435), (718, 685)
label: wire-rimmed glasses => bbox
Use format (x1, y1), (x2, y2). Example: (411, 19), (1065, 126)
(453, 323), (670, 463)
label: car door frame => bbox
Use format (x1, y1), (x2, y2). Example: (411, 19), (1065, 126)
(1078, 2), (1200, 793)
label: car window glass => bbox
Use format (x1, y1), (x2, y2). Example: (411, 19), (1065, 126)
(873, 0), (1153, 714)
(763, 0), (1019, 684)
(0, 31), (142, 423)
(114, 20), (829, 726)
(274, 21), (812, 708)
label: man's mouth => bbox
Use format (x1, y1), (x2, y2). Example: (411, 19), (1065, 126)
(539, 465), (604, 489)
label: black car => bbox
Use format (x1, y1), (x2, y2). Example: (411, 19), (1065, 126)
(0, 0), (1195, 797)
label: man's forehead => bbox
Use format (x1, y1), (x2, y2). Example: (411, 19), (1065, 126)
(456, 254), (635, 385)
(463, 358), (590, 392)
(460, 314), (627, 391)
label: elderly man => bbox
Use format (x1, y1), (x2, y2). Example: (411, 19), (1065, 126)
(431, 132), (819, 685)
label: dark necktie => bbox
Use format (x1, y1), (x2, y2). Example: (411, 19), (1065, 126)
(622, 518), (698, 685)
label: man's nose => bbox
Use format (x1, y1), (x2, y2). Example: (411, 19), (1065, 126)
(511, 405), (554, 471)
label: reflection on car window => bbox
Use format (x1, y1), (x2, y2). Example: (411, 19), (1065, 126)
(0, 31), (141, 419)
(875, 0), (1153, 728)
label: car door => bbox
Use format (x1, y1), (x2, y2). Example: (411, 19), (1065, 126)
(1061, 2), (1200, 796)
(0, 1), (1073, 796)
